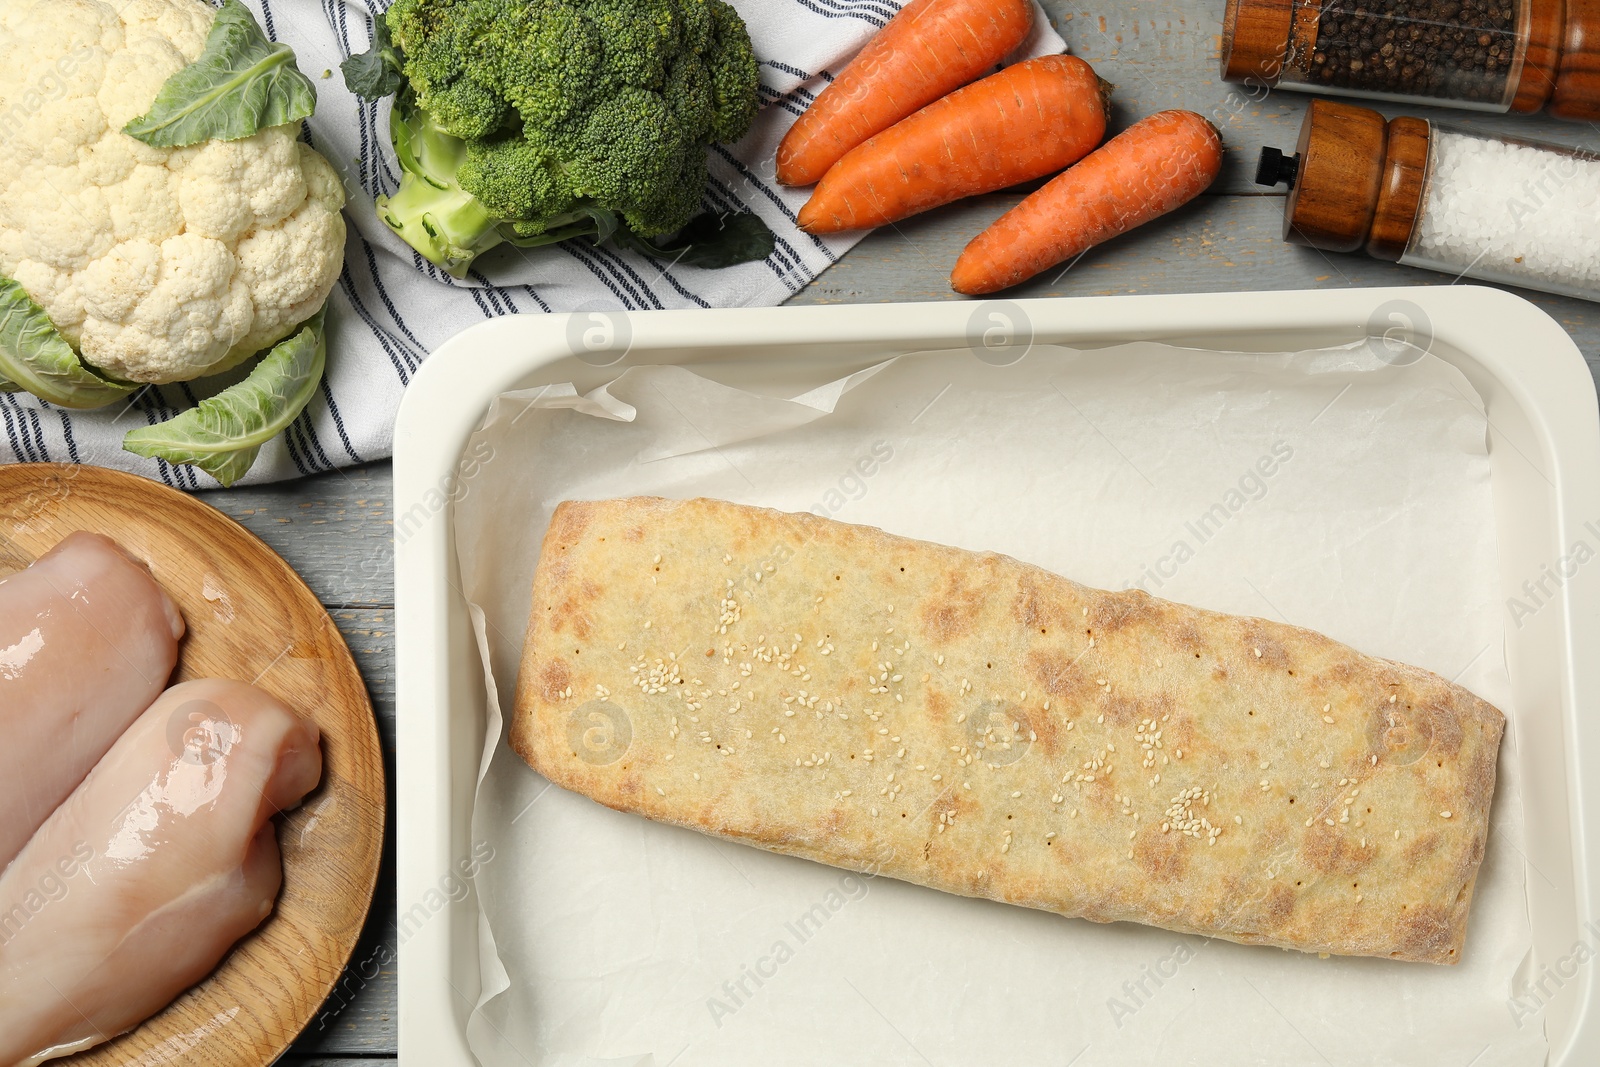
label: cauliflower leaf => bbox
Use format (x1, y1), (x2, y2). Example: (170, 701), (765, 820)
(123, 306), (327, 486)
(0, 279), (136, 410)
(124, 0), (318, 147)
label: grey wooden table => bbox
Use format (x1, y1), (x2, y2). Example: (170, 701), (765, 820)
(259, 4), (1600, 1063)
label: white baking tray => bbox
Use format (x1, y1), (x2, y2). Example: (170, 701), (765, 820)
(393, 288), (1600, 1066)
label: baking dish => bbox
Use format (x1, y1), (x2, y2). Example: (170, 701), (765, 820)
(394, 287), (1600, 1065)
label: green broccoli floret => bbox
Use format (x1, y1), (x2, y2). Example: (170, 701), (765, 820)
(345, 0), (767, 277)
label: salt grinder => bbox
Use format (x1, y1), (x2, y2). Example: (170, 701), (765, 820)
(1222, 0), (1600, 119)
(1256, 99), (1600, 301)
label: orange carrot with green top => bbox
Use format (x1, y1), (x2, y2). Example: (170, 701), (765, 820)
(796, 55), (1111, 235)
(951, 110), (1224, 295)
(777, 0), (1036, 188)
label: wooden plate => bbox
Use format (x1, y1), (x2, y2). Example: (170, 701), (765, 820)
(0, 464), (385, 1067)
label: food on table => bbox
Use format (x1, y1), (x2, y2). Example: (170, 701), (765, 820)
(0, 0), (345, 485)
(776, 0), (1037, 187)
(513, 497), (1504, 964)
(951, 110), (1223, 294)
(0, 533), (183, 871)
(0, 679), (323, 1066)
(1218, 0), (1600, 119)
(797, 56), (1111, 234)
(1255, 99), (1600, 303)
(341, 0), (775, 277)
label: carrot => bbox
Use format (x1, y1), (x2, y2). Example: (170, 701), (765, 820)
(797, 56), (1111, 235)
(950, 110), (1224, 295)
(776, 0), (1036, 188)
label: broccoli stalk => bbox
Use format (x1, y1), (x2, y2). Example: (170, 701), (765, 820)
(381, 94), (651, 277)
(379, 96), (502, 275)
(344, 0), (775, 278)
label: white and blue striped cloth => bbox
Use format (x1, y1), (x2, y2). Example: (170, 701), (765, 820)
(0, 0), (1062, 487)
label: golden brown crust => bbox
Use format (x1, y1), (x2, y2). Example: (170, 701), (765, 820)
(511, 497), (1505, 964)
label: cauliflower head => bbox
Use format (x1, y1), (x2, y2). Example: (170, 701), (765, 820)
(0, 0), (346, 385)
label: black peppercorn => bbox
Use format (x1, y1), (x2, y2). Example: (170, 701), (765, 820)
(1304, 0), (1517, 103)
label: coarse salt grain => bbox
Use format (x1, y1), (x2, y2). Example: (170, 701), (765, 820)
(1409, 131), (1600, 300)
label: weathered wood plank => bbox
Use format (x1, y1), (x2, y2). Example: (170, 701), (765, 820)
(204, 463), (394, 609)
(334, 607), (397, 726)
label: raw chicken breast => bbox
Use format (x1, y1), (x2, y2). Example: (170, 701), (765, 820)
(0, 532), (185, 869)
(0, 679), (323, 1067)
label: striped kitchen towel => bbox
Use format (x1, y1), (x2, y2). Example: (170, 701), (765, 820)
(0, 0), (1063, 487)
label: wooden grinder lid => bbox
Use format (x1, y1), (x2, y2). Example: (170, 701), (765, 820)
(1366, 117), (1432, 261)
(1510, 0), (1568, 112)
(1222, 0), (1294, 83)
(1552, 0), (1600, 119)
(1283, 100), (1388, 254)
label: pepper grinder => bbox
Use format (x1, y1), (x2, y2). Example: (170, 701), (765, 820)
(1222, 0), (1600, 119)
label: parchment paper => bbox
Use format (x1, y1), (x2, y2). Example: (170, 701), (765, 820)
(452, 342), (1541, 1067)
